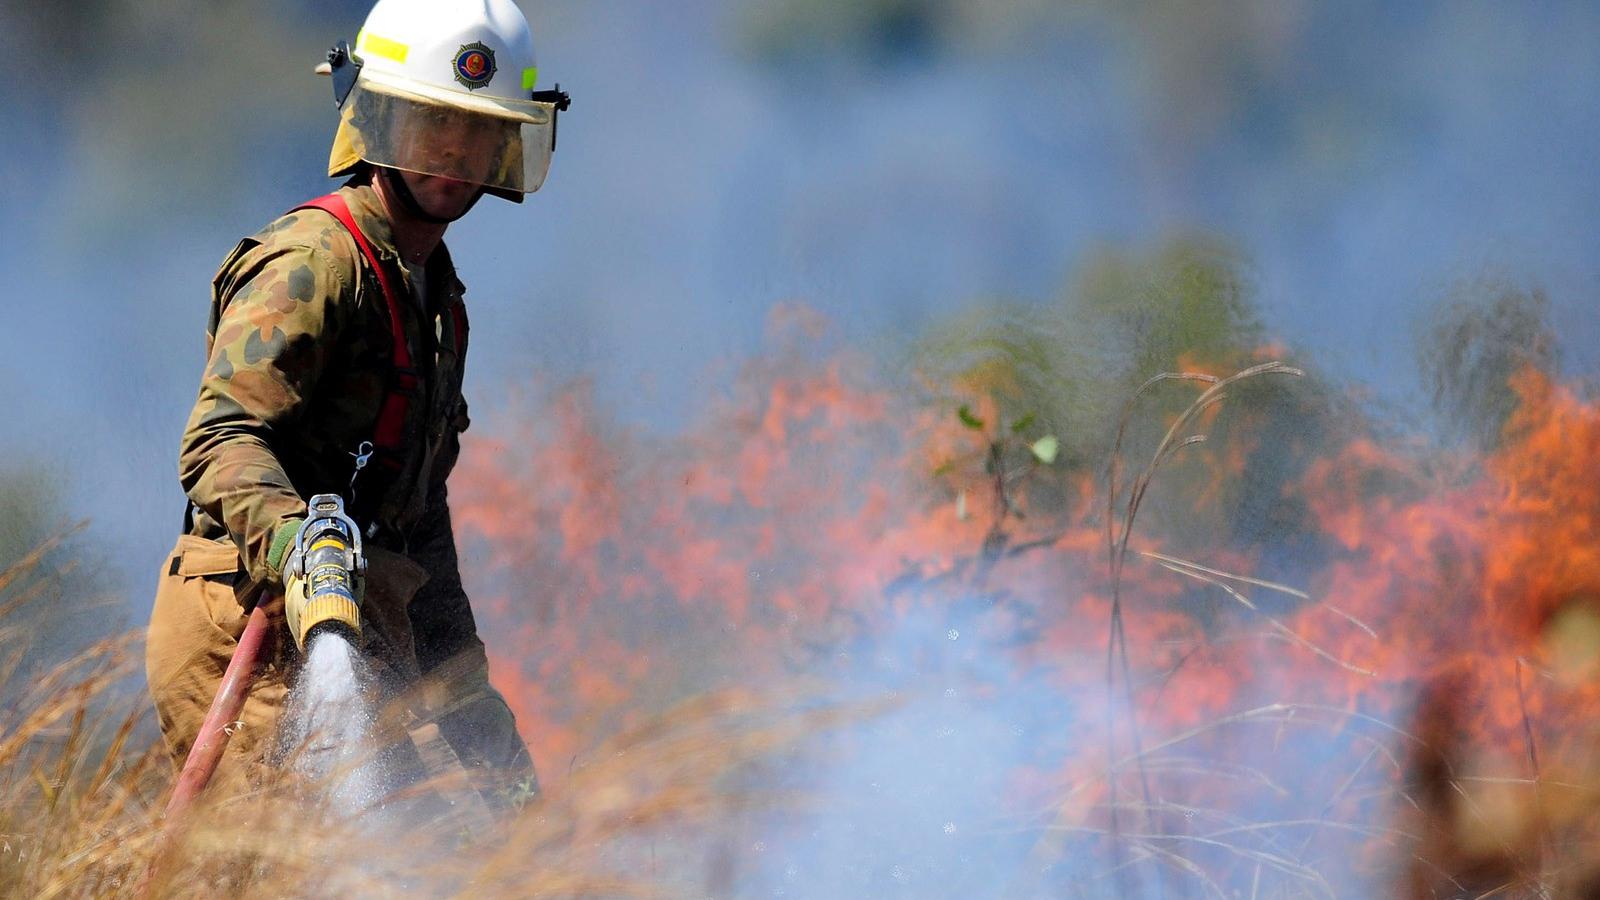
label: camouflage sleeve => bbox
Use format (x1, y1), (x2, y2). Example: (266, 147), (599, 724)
(409, 478), (534, 781)
(178, 240), (355, 588)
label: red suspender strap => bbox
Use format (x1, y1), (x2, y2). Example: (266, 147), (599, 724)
(295, 193), (414, 465)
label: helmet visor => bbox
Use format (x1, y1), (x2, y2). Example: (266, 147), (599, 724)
(341, 81), (555, 194)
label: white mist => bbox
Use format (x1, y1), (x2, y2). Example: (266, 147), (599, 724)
(281, 629), (388, 817)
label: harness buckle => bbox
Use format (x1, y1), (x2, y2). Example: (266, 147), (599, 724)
(349, 440), (375, 487)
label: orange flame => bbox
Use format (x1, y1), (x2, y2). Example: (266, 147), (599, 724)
(452, 310), (1600, 890)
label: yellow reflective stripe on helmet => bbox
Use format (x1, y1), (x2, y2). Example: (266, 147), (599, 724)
(356, 29), (409, 64)
(522, 67), (539, 91)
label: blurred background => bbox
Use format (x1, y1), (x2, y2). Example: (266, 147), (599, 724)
(3, 2), (1600, 893)
(2, 0), (1597, 614)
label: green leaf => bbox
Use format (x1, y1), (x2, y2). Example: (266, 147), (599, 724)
(932, 460), (955, 478)
(957, 404), (985, 431)
(1030, 435), (1060, 464)
(1010, 413), (1035, 434)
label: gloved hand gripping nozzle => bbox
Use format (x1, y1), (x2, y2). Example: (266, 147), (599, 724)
(284, 494), (367, 651)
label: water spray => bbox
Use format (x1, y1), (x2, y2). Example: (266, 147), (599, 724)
(278, 495), (388, 816)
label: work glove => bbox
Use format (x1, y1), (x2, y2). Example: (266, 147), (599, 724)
(439, 687), (538, 813)
(416, 652), (538, 810)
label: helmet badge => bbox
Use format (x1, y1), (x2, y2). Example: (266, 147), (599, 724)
(453, 42), (497, 90)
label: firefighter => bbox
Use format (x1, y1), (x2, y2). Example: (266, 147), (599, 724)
(146, 0), (569, 803)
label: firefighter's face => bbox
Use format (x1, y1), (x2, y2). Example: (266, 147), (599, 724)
(398, 169), (482, 220)
(395, 109), (510, 217)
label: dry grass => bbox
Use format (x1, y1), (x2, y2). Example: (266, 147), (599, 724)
(8, 360), (1593, 898)
(0, 536), (886, 899)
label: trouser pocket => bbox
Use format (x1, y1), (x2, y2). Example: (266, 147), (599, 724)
(145, 535), (287, 772)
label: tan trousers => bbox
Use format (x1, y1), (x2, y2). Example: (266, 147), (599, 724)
(146, 535), (290, 785)
(145, 535), (529, 803)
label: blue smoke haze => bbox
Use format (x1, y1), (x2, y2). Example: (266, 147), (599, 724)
(0, 2), (1596, 627)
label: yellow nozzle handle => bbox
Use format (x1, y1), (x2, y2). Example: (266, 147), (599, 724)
(292, 592), (361, 651)
(285, 494), (367, 651)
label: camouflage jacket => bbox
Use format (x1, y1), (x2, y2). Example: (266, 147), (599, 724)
(179, 180), (479, 673)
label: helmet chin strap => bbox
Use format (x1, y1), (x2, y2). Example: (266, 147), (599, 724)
(379, 166), (484, 225)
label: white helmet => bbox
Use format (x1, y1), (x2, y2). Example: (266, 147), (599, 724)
(324, 0), (570, 201)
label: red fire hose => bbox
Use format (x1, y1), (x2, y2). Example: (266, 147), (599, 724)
(142, 605), (273, 897)
(162, 604), (272, 819)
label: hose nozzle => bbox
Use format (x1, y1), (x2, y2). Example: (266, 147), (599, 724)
(286, 494), (367, 651)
